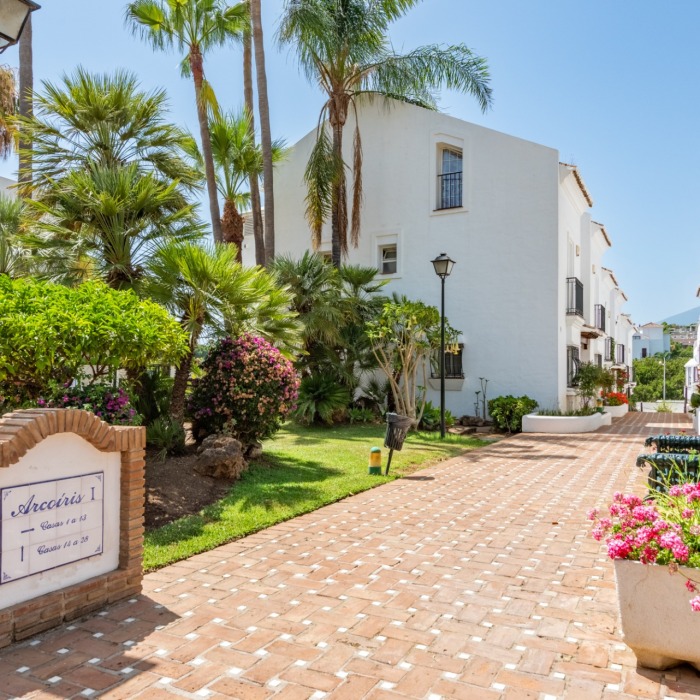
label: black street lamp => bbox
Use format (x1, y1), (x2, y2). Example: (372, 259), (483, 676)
(431, 253), (456, 438)
(0, 0), (39, 53)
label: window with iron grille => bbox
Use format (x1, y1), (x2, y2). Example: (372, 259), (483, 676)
(431, 344), (464, 379)
(567, 346), (580, 388)
(437, 148), (463, 210)
(595, 353), (602, 368)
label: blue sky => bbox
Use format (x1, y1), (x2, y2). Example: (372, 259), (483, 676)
(1, 0), (698, 323)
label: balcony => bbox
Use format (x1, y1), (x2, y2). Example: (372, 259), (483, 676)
(566, 277), (584, 317)
(594, 304), (606, 332)
(605, 337), (614, 362)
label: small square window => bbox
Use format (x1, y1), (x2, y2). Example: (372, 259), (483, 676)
(380, 245), (397, 275)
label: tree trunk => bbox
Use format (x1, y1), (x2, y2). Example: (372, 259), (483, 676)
(251, 0), (274, 265)
(189, 48), (223, 243)
(330, 120), (347, 269)
(170, 347), (195, 424)
(221, 198), (244, 263)
(243, 30), (266, 267)
(18, 15), (32, 192)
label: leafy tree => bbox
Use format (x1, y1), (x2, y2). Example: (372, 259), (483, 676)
(366, 298), (458, 425)
(127, 0), (248, 243)
(0, 277), (187, 412)
(144, 241), (299, 422)
(278, 0), (492, 267)
(632, 348), (692, 402)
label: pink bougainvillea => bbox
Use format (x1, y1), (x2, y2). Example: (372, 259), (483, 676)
(188, 334), (299, 445)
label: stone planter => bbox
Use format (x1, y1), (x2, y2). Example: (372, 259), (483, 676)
(615, 559), (700, 670)
(604, 403), (629, 419)
(521, 411), (611, 434)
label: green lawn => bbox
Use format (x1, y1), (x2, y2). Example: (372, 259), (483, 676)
(143, 423), (489, 570)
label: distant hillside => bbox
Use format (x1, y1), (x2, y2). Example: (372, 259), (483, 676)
(662, 306), (700, 326)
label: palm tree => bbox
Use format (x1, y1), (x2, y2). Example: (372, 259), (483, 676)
(0, 65), (18, 160)
(278, 0), (493, 267)
(196, 110), (285, 262)
(243, 24), (265, 266)
(24, 163), (202, 291)
(144, 241), (299, 422)
(127, 0), (248, 243)
(16, 68), (199, 198)
(18, 14), (33, 188)
(250, 0), (275, 263)
(0, 196), (29, 278)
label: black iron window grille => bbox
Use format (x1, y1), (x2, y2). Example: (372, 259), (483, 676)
(437, 148), (462, 210)
(566, 277), (584, 316)
(431, 344), (464, 379)
(567, 346), (580, 387)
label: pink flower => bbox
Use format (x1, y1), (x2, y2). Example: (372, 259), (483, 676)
(686, 579), (697, 593)
(690, 596), (700, 612)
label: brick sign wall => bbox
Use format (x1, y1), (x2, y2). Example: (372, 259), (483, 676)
(0, 409), (145, 648)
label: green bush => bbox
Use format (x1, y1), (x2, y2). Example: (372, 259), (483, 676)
(147, 416), (186, 461)
(690, 393), (700, 410)
(488, 394), (538, 433)
(419, 401), (455, 431)
(294, 375), (350, 425)
(348, 406), (376, 424)
(38, 384), (141, 425)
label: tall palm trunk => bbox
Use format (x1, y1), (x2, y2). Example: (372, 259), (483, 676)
(244, 30), (265, 267)
(170, 327), (201, 424)
(18, 15), (32, 192)
(251, 0), (274, 265)
(189, 47), (223, 243)
(221, 198), (244, 262)
(329, 96), (348, 268)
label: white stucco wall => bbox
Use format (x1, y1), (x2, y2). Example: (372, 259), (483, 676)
(251, 99), (631, 415)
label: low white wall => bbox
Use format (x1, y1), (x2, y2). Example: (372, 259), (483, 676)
(522, 411), (611, 434)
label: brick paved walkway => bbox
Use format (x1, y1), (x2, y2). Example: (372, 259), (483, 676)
(1, 413), (698, 700)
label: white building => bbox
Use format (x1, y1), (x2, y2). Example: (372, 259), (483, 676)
(245, 99), (633, 414)
(632, 322), (671, 360)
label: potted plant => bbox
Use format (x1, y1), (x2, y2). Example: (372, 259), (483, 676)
(589, 480), (700, 670)
(601, 390), (629, 418)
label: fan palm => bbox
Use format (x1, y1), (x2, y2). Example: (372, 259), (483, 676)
(0, 195), (30, 278)
(126, 0), (248, 243)
(16, 68), (199, 197)
(278, 0), (493, 267)
(0, 64), (18, 159)
(24, 163), (202, 291)
(144, 240), (299, 422)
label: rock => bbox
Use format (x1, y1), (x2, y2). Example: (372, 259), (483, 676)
(245, 442), (263, 461)
(195, 434), (248, 480)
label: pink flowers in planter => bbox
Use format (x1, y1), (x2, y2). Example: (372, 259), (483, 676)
(589, 485), (700, 611)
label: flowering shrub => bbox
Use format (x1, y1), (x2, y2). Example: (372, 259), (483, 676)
(188, 335), (300, 445)
(589, 484), (700, 611)
(38, 384), (141, 425)
(602, 391), (629, 406)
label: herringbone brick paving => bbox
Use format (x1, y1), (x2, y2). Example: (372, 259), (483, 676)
(1, 413), (698, 699)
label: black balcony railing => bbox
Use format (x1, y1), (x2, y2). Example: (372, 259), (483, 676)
(437, 171), (462, 210)
(594, 303), (606, 332)
(566, 277), (584, 316)
(616, 344), (626, 364)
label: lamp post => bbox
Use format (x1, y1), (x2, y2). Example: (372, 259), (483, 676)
(431, 253), (456, 438)
(0, 0), (39, 53)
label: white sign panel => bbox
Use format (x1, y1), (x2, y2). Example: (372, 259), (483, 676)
(1, 472), (104, 584)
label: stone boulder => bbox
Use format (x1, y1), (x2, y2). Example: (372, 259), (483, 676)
(195, 434), (248, 480)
